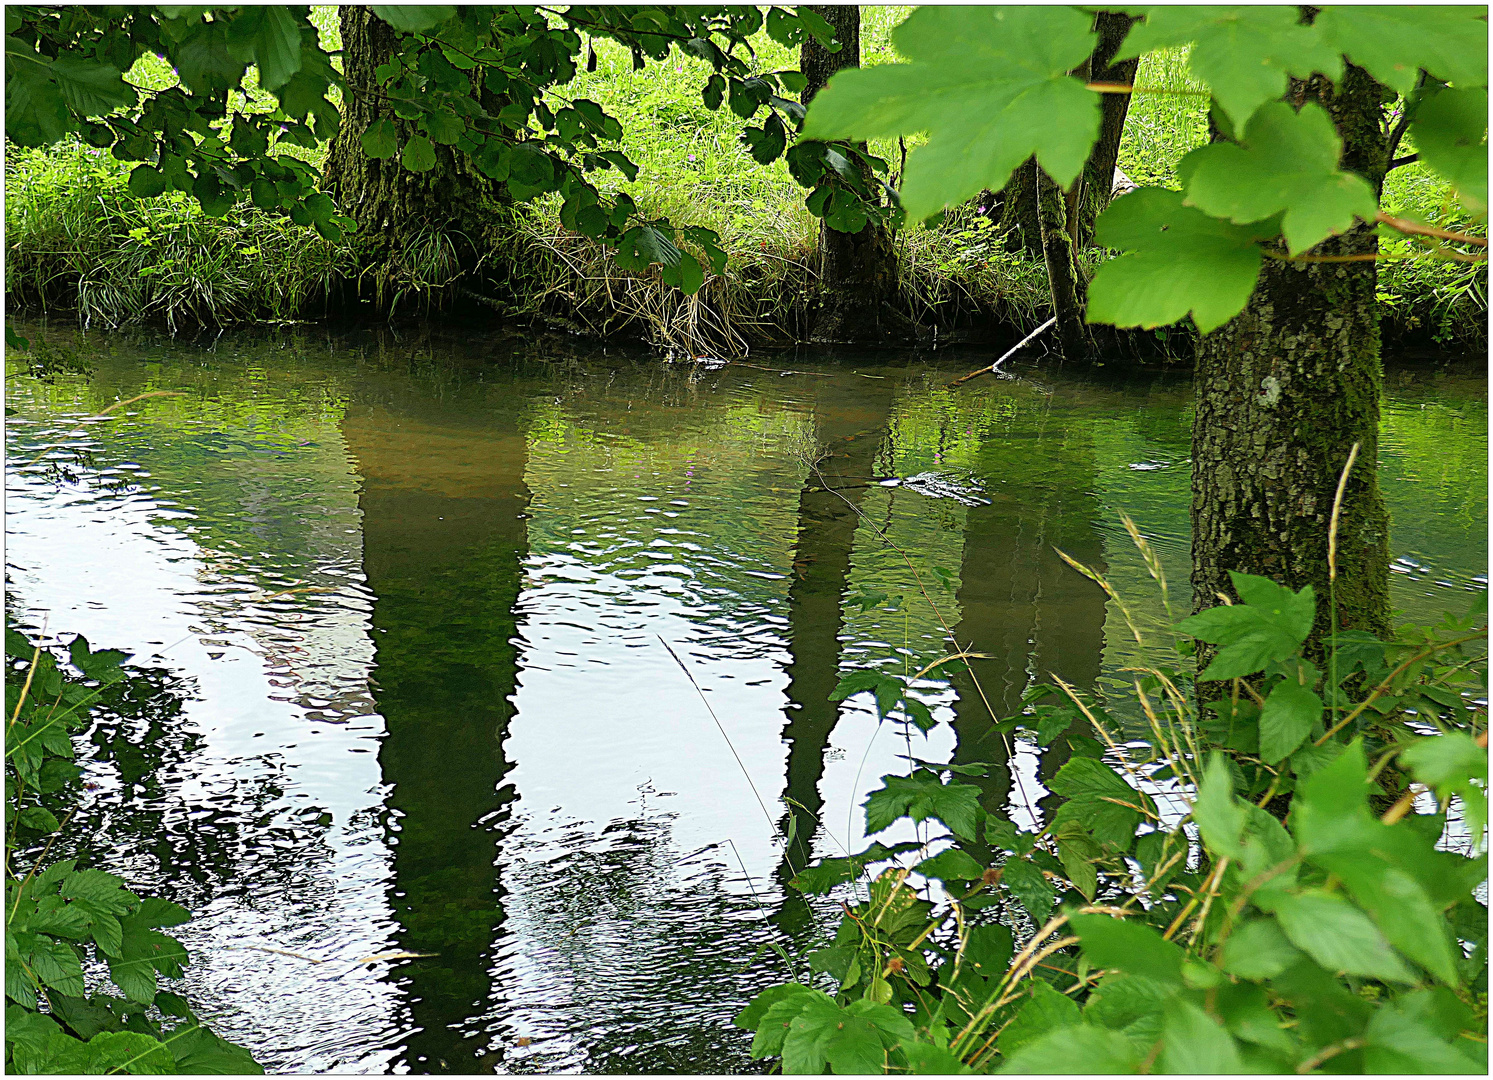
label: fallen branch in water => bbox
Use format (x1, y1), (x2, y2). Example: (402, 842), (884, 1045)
(948, 317), (1057, 388)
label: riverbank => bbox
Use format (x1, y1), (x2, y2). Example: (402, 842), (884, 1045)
(4, 22), (1485, 356)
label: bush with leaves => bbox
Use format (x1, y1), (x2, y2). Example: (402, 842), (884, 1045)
(5, 624), (261, 1075)
(735, 568), (1487, 1073)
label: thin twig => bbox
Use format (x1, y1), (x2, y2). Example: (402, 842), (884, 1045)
(658, 636), (776, 832)
(948, 317), (1056, 388)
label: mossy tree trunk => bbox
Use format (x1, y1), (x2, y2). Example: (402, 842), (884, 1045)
(325, 7), (506, 305)
(801, 5), (900, 343)
(1191, 64), (1392, 649)
(1036, 169), (1092, 360)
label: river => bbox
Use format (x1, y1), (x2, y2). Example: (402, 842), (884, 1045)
(5, 320), (1486, 1073)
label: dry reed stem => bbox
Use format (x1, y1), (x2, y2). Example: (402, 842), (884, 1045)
(1327, 442), (1360, 582)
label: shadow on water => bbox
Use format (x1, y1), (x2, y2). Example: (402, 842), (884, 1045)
(343, 380), (533, 1073)
(773, 376), (897, 932)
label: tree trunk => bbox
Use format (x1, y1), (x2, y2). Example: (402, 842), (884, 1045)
(325, 7), (505, 305)
(1036, 169), (1092, 360)
(1077, 13), (1139, 247)
(1191, 64), (1392, 650)
(801, 6), (901, 344)
(998, 160), (1043, 258)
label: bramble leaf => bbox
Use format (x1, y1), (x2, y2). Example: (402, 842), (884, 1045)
(1070, 913), (1184, 985)
(999, 980), (1081, 1056)
(863, 770), (982, 840)
(1258, 677), (1323, 764)
(1264, 889), (1418, 984)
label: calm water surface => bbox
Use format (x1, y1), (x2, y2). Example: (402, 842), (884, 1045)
(5, 321), (1486, 1073)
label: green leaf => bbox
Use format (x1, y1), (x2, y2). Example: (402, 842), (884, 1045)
(863, 770), (982, 841)
(1413, 87), (1489, 216)
(1048, 757), (1152, 850)
(1221, 918), (1303, 980)
(830, 669), (905, 718)
(167, 1024), (264, 1074)
(1070, 912), (1185, 985)
(999, 980), (1082, 1056)
(915, 847), (985, 883)
(1193, 753), (1248, 858)
(1265, 889), (1417, 984)
(1328, 862), (1461, 986)
(1001, 855), (1055, 925)
(615, 224), (682, 272)
(1118, 6), (1344, 128)
(1258, 677), (1323, 764)
(1314, 6), (1489, 96)
(1087, 188), (1267, 333)
(371, 6), (456, 32)
(963, 923), (1014, 978)
(49, 53), (137, 116)
(1174, 574), (1315, 679)
(1159, 998), (1244, 1074)
(789, 841), (920, 895)
(250, 6), (303, 92)
(423, 108), (465, 146)
(735, 983), (816, 1030)
(127, 165), (169, 198)
(5, 66), (74, 147)
(800, 6), (1100, 221)
(1402, 731), (1488, 844)
(19, 806), (60, 833)
(780, 995), (905, 1074)
(903, 1042), (972, 1074)
(1363, 992), (1488, 1074)
(400, 134), (437, 173)
(360, 117), (398, 160)
(1183, 102), (1378, 254)
(997, 1023), (1140, 1074)
(108, 900), (191, 1003)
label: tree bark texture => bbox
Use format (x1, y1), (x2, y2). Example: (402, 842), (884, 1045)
(801, 6), (901, 344)
(1191, 64), (1392, 647)
(1077, 13), (1139, 246)
(1036, 169), (1092, 360)
(325, 7), (505, 302)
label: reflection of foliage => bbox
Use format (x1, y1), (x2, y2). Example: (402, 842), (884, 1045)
(4, 621), (262, 1074)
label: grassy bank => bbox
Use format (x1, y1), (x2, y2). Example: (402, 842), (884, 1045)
(4, 11), (1484, 354)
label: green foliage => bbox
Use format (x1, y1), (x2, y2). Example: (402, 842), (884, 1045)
(736, 569), (1488, 1073)
(2, 4), (851, 293)
(5, 623), (261, 1074)
(801, 6), (1100, 223)
(802, 4), (1488, 335)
